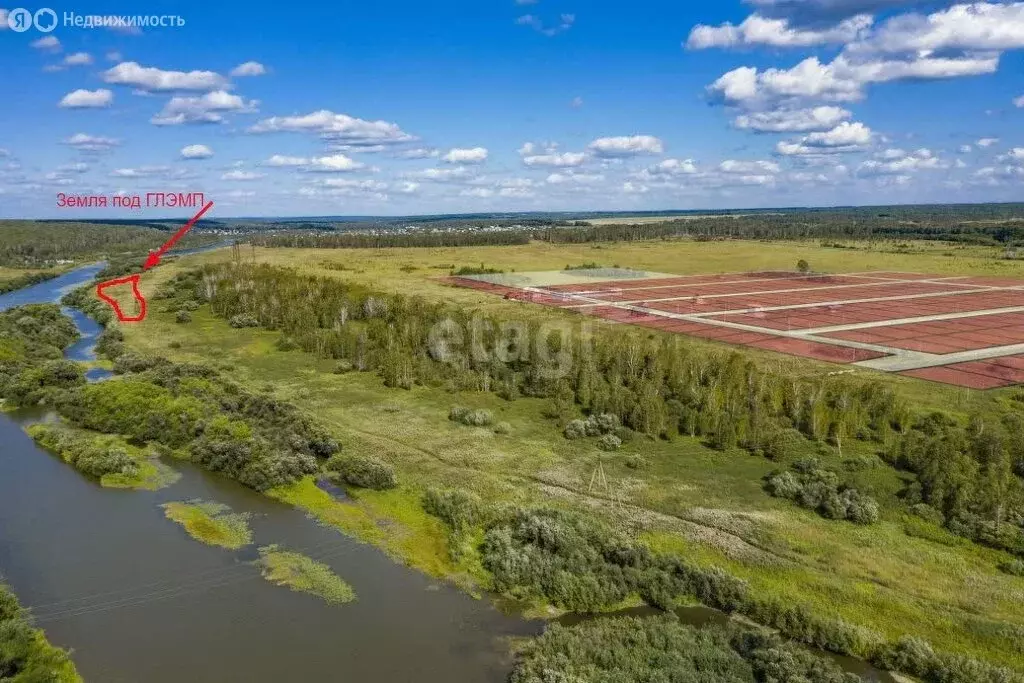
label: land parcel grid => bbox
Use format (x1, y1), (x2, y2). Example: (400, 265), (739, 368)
(446, 268), (1024, 390)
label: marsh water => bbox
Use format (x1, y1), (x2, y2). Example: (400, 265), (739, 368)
(0, 262), (896, 682)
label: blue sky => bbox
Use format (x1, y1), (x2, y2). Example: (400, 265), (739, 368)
(1, 0), (1023, 217)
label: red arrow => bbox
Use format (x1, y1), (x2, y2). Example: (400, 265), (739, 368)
(143, 200), (214, 270)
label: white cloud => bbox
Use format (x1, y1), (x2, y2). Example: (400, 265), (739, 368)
(687, 13), (871, 49)
(977, 137), (999, 147)
(719, 159), (781, 174)
(859, 148), (949, 174)
(959, 144), (973, 153)
(307, 154), (366, 172)
(878, 148), (907, 159)
(261, 153), (365, 172)
(106, 51), (122, 62)
(151, 91), (258, 125)
(56, 162), (89, 173)
(855, 2), (1024, 55)
(230, 61), (267, 77)
(733, 106), (851, 132)
(519, 142), (587, 167)
(58, 89), (113, 109)
(63, 52), (93, 66)
(397, 181), (420, 194)
(709, 53), (998, 106)
(571, 96), (584, 108)
(102, 62), (228, 92)
(110, 166), (172, 178)
(588, 135), (664, 157)
(1015, 95), (1024, 107)
(264, 155), (308, 167)
(30, 36), (60, 51)
(222, 170), (266, 181)
(776, 121), (873, 155)
(516, 13), (575, 36)
(622, 181), (650, 194)
(248, 109), (415, 147)
(442, 147), (489, 164)
(638, 158), (699, 178)
(180, 144), (213, 159)
(63, 133), (119, 152)
(460, 187), (494, 198)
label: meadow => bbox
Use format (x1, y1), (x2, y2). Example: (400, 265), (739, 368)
(102, 236), (1024, 675)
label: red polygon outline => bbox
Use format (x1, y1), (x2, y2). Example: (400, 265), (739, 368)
(96, 273), (148, 323)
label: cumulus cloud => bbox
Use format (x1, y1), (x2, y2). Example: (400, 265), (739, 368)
(977, 137), (999, 147)
(719, 159), (781, 174)
(709, 54), (997, 106)
(63, 133), (119, 152)
(58, 89), (113, 109)
(230, 61), (267, 77)
(637, 158), (699, 179)
(180, 144), (213, 159)
(733, 106), (851, 132)
(687, 13), (871, 49)
(859, 148), (948, 174)
(103, 62), (228, 92)
(959, 144), (973, 153)
(404, 166), (475, 182)
(63, 52), (93, 66)
(248, 109), (415, 147)
(261, 153), (365, 172)
(587, 135), (664, 157)
(222, 170), (266, 181)
(776, 121), (873, 155)
(518, 142), (587, 167)
(1014, 95), (1024, 107)
(442, 147), (489, 164)
(30, 36), (60, 51)
(110, 166), (171, 178)
(546, 170), (606, 185)
(852, 2), (1024, 55)
(151, 91), (258, 125)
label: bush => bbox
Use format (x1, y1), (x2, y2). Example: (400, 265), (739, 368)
(910, 503), (945, 525)
(422, 488), (483, 530)
(493, 421), (512, 435)
(275, 336), (298, 351)
(229, 313), (260, 328)
(564, 414), (620, 440)
(333, 360), (354, 374)
(597, 434), (622, 451)
(624, 454), (647, 469)
(765, 465), (879, 525)
(175, 310), (192, 323)
(448, 406), (494, 427)
(326, 454), (397, 490)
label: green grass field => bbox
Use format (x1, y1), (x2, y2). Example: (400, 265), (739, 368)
(112, 238), (1024, 668)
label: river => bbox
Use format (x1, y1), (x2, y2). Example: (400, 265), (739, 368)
(0, 261), (896, 682)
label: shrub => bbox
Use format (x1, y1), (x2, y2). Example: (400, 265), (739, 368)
(597, 434), (622, 451)
(333, 360), (354, 374)
(275, 336), (298, 351)
(175, 310), (192, 324)
(765, 465), (879, 525)
(422, 488), (483, 530)
(326, 454), (397, 490)
(564, 414), (620, 440)
(180, 299), (201, 311)
(448, 406), (494, 427)
(493, 421), (512, 435)
(563, 418), (589, 439)
(624, 454), (647, 469)
(910, 503), (945, 525)
(229, 313), (260, 328)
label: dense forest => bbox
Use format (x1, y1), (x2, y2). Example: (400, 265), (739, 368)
(0, 581), (79, 682)
(0, 221), (219, 268)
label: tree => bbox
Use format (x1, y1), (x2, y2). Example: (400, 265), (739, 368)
(797, 259), (811, 274)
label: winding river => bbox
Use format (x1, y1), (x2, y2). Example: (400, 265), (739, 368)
(0, 261), (896, 682)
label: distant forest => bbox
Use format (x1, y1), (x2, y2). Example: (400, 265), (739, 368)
(246, 204), (1024, 250)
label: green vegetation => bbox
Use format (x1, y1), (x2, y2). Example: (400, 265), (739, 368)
(256, 545), (356, 604)
(451, 264), (504, 276)
(765, 458), (880, 525)
(0, 271), (60, 295)
(511, 616), (873, 683)
(63, 236), (1024, 677)
(0, 220), (216, 268)
(27, 423), (179, 490)
(0, 582), (81, 682)
(325, 453), (397, 490)
(162, 500), (253, 549)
